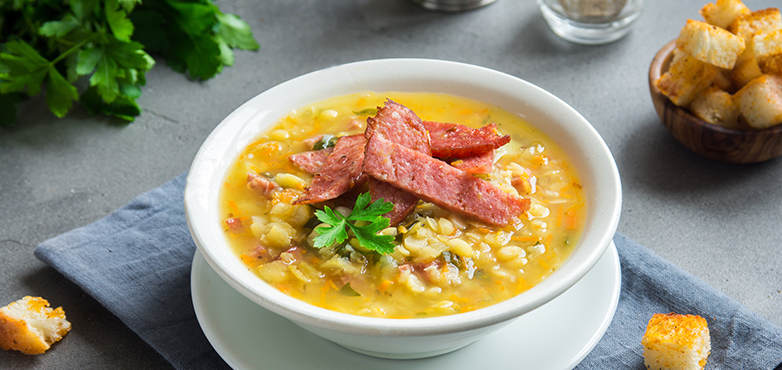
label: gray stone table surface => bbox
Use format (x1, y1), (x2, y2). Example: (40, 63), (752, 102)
(1, 0), (780, 368)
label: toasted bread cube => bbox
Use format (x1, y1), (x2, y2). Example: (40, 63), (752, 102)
(728, 8), (782, 43)
(700, 0), (751, 29)
(753, 30), (782, 74)
(736, 74), (782, 128)
(657, 54), (720, 106)
(671, 48), (689, 65)
(712, 70), (735, 92)
(689, 86), (740, 128)
(0, 296), (71, 355)
(730, 8), (782, 65)
(759, 54), (782, 75)
(731, 57), (764, 88)
(677, 20), (746, 69)
(642, 313), (711, 370)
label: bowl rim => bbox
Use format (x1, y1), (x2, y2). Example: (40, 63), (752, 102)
(184, 58), (622, 336)
(649, 39), (782, 139)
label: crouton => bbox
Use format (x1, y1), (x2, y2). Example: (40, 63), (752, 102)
(712, 69), (735, 92)
(677, 20), (746, 69)
(657, 54), (720, 106)
(642, 313), (711, 370)
(728, 8), (782, 43)
(671, 48), (689, 65)
(753, 29), (782, 74)
(736, 74), (782, 128)
(689, 86), (740, 128)
(700, 0), (751, 30)
(731, 57), (764, 87)
(0, 296), (71, 355)
(730, 8), (782, 65)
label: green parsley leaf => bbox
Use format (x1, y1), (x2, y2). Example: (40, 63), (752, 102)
(313, 207), (349, 249)
(118, 0), (141, 13)
(0, 40), (79, 116)
(69, 0), (100, 22)
(105, 0), (135, 41)
(340, 282), (361, 297)
(0, 0), (259, 125)
(349, 216), (394, 255)
(0, 40), (50, 96)
(214, 13), (259, 51)
(312, 134), (337, 150)
(128, 8), (167, 52)
(349, 192), (394, 221)
(39, 15), (80, 38)
(80, 85), (140, 121)
(312, 193), (396, 255)
(353, 108), (378, 116)
(45, 65), (78, 117)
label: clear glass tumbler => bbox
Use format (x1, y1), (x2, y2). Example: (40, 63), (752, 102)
(537, 0), (645, 45)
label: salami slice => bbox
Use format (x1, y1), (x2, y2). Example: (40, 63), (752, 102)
(424, 121), (510, 158)
(448, 150), (495, 174)
(363, 134), (529, 226)
(293, 134), (367, 205)
(365, 100), (431, 155)
(365, 100), (431, 225)
(288, 148), (333, 174)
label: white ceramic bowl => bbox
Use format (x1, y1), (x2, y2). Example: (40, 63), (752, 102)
(184, 59), (622, 360)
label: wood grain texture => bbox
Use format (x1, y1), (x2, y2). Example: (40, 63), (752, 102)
(649, 40), (782, 164)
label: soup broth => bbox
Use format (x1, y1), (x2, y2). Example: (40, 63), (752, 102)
(219, 92), (586, 318)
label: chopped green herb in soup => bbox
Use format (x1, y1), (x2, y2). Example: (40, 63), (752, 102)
(219, 92), (586, 318)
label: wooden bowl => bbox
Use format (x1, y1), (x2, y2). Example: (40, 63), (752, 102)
(649, 40), (782, 164)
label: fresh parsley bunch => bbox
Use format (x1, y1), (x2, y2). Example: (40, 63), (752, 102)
(0, 0), (259, 126)
(313, 192), (397, 255)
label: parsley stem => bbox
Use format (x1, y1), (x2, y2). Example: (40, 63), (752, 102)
(51, 38), (92, 65)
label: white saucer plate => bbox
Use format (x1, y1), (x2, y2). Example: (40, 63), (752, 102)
(191, 241), (621, 370)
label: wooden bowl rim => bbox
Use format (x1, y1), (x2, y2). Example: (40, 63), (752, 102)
(649, 39), (782, 140)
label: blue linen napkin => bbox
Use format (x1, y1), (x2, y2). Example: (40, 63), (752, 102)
(34, 172), (782, 370)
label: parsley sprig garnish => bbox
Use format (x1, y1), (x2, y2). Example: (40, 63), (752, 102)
(0, 0), (259, 126)
(313, 193), (396, 255)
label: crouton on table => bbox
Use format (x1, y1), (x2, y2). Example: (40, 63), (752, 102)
(642, 313), (711, 370)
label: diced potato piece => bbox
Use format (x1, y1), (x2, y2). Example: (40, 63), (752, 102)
(735, 74), (782, 128)
(288, 205), (312, 227)
(688, 86), (740, 128)
(287, 265), (311, 283)
(677, 19), (745, 69)
(257, 260), (290, 283)
(274, 173), (307, 190)
(657, 54), (720, 106)
(700, 0), (750, 29)
(753, 30), (782, 75)
(269, 129), (290, 141)
(264, 222), (295, 249)
(268, 201), (291, 217)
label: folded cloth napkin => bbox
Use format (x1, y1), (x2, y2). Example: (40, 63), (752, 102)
(35, 172), (782, 370)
